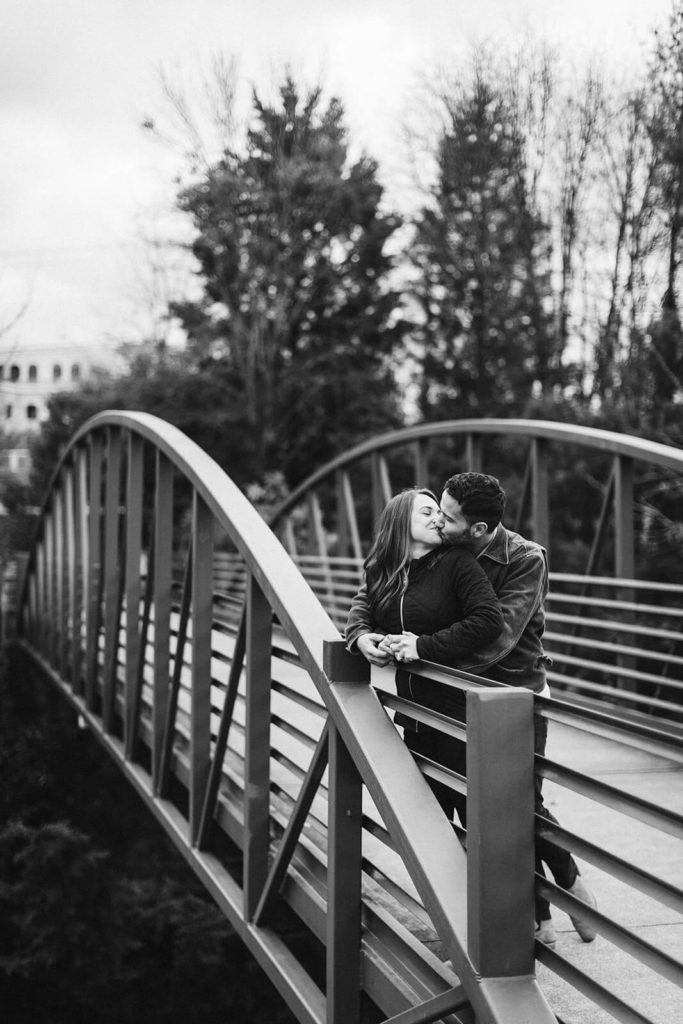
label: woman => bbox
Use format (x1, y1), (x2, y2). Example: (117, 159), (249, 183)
(345, 488), (503, 822)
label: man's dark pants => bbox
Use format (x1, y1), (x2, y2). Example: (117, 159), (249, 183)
(403, 694), (578, 923)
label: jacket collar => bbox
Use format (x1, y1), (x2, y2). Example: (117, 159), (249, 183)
(477, 523), (509, 565)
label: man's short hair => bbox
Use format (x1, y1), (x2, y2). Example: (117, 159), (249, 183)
(442, 472), (506, 532)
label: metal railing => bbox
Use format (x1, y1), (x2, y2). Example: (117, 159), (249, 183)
(266, 420), (683, 726)
(11, 411), (559, 1024)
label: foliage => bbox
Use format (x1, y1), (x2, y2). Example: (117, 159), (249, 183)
(411, 66), (564, 420)
(0, 649), (296, 1024)
(171, 75), (407, 483)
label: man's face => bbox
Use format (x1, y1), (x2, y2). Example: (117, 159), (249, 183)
(439, 491), (475, 547)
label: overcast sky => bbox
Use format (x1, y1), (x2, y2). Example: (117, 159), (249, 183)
(0, 0), (674, 357)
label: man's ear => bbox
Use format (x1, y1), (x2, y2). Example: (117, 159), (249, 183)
(470, 521), (488, 539)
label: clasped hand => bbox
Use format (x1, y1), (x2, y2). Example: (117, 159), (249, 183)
(357, 631), (419, 665)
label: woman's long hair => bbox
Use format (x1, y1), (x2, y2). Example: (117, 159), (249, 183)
(364, 488), (438, 616)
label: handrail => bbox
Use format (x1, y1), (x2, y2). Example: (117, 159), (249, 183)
(270, 418), (683, 525)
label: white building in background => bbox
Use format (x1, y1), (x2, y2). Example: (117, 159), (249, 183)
(0, 342), (108, 431)
(0, 342), (119, 483)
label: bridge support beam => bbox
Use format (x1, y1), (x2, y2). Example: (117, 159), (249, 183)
(244, 573), (272, 921)
(467, 688), (535, 978)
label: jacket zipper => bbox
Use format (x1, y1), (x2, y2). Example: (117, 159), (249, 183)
(399, 593), (415, 703)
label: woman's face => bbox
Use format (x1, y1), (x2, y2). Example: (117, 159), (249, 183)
(410, 493), (444, 553)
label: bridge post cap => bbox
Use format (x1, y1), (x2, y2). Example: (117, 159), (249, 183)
(323, 639), (371, 683)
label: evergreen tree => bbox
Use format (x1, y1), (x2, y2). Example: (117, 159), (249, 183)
(412, 69), (563, 419)
(171, 75), (406, 484)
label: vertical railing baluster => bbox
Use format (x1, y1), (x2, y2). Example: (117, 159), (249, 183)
(85, 433), (104, 711)
(371, 452), (385, 523)
(341, 471), (362, 560)
(190, 494), (213, 844)
(467, 688), (535, 978)
(152, 451), (173, 792)
(65, 462), (78, 687)
(309, 492), (335, 613)
(335, 470), (349, 558)
(465, 433), (483, 472)
(283, 517), (298, 557)
(59, 471), (72, 679)
(531, 438), (549, 551)
(102, 428), (123, 731)
(412, 439), (428, 487)
(52, 490), (64, 672)
(613, 455), (635, 580)
(124, 433), (144, 753)
(614, 455), (636, 689)
(27, 571), (37, 644)
(74, 447), (88, 696)
(244, 572), (272, 921)
(326, 721), (362, 1024)
(377, 452), (392, 505)
(513, 449), (532, 535)
(47, 504), (59, 667)
(37, 534), (48, 658)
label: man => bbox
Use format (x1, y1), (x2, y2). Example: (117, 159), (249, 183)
(345, 472), (597, 947)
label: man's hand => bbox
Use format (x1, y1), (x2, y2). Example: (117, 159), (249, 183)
(356, 632), (392, 667)
(383, 631), (420, 663)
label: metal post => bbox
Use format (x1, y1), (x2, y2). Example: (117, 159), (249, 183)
(124, 433), (144, 752)
(341, 470), (362, 560)
(53, 489), (66, 674)
(152, 450), (173, 792)
(63, 465), (77, 684)
(190, 494), (213, 844)
(73, 447), (88, 696)
(46, 505), (58, 666)
(85, 433), (104, 711)
(467, 688), (535, 978)
(102, 428), (122, 731)
(531, 438), (549, 551)
(465, 433), (483, 472)
(326, 720), (362, 1024)
(613, 455), (635, 580)
(412, 439), (428, 487)
(613, 455), (636, 689)
(244, 572), (272, 921)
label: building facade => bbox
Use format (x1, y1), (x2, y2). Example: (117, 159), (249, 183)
(0, 342), (119, 484)
(0, 342), (105, 431)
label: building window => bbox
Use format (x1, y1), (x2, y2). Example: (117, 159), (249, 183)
(10, 365), (20, 382)
(26, 405), (37, 420)
(53, 364), (62, 381)
(5, 405), (12, 419)
(71, 363), (81, 380)
(28, 364), (38, 382)
(0, 366), (4, 380)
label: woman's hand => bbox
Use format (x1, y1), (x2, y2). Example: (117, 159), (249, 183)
(383, 632), (420, 663)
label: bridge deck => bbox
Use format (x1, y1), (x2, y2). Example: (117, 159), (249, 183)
(537, 720), (683, 1023)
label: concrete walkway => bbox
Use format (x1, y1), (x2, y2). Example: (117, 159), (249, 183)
(535, 718), (683, 1024)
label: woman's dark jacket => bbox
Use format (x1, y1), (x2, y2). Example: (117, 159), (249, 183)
(345, 546), (503, 729)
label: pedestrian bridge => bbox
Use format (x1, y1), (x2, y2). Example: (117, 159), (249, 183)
(8, 413), (683, 1024)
